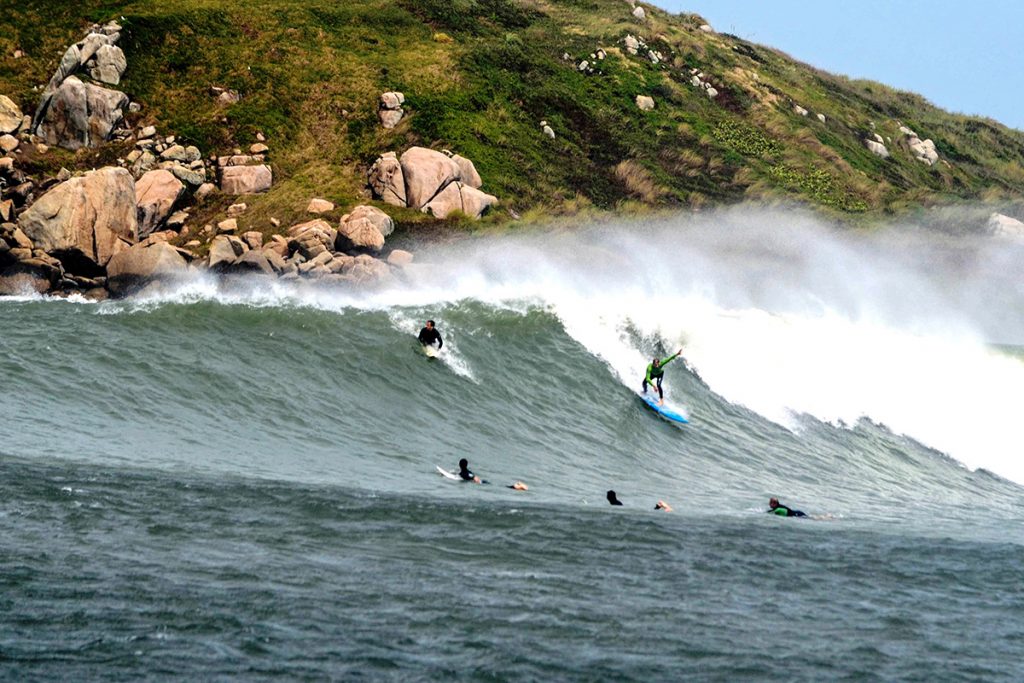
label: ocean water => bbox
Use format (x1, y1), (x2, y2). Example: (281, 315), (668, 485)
(2, 210), (1024, 680)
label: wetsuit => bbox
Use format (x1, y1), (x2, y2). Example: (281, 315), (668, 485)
(642, 352), (681, 400)
(768, 504), (807, 518)
(458, 466), (476, 482)
(418, 326), (443, 349)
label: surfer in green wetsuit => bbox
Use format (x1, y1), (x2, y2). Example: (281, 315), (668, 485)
(642, 349), (683, 406)
(768, 497), (807, 518)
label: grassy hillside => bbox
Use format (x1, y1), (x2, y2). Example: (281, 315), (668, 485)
(4, 0), (1024, 231)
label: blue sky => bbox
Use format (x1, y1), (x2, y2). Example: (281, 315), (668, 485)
(654, 0), (1024, 131)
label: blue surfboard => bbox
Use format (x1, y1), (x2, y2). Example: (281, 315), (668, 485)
(640, 394), (689, 424)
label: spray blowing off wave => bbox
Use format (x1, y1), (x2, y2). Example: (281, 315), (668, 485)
(40, 207), (1024, 485)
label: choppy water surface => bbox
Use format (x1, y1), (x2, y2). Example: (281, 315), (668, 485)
(3, 211), (1023, 680)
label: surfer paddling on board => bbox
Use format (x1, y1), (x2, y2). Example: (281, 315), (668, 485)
(458, 458), (482, 484)
(767, 497), (808, 518)
(642, 349), (683, 406)
(418, 320), (443, 353)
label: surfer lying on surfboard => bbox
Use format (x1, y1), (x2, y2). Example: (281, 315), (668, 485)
(767, 497), (807, 517)
(642, 349), (683, 406)
(418, 320), (443, 353)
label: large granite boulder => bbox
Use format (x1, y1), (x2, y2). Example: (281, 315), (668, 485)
(422, 182), (497, 219)
(220, 164), (272, 194)
(342, 205), (394, 238)
(0, 95), (22, 134)
(36, 76), (128, 150)
(105, 241), (187, 296)
(0, 260), (61, 296)
(18, 167), (137, 271)
(208, 234), (245, 269)
(368, 152), (407, 207)
(135, 169), (185, 237)
(337, 216), (385, 253)
(399, 146), (462, 209)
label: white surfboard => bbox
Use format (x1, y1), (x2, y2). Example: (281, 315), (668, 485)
(436, 465), (459, 480)
(423, 345), (440, 358)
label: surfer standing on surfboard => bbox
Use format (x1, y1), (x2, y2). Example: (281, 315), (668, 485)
(642, 349), (683, 406)
(418, 320), (443, 352)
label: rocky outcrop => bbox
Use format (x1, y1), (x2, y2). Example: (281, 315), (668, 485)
(18, 167), (137, 271)
(0, 96), (22, 134)
(897, 126), (940, 166)
(32, 22), (130, 149)
(379, 91), (405, 129)
(220, 164), (272, 194)
(135, 170), (185, 237)
(36, 76), (128, 150)
(368, 147), (497, 219)
(105, 241), (187, 296)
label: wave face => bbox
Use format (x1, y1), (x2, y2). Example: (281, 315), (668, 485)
(3, 209), (1024, 512)
(4, 209), (1024, 679)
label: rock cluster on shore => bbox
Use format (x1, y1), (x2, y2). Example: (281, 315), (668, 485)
(0, 25), (416, 298)
(368, 147), (497, 219)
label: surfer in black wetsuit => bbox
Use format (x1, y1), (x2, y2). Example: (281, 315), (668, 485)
(458, 458), (481, 484)
(607, 490), (623, 506)
(767, 497), (807, 518)
(418, 320), (443, 350)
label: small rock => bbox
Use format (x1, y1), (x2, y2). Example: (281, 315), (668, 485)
(217, 218), (238, 234)
(635, 95), (655, 111)
(387, 249), (414, 266)
(256, 132), (266, 142)
(250, 143), (269, 154)
(0, 135), (19, 153)
(699, 24), (714, 33)
(793, 105), (808, 117)
(195, 182), (217, 200)
(241, 231), (264, 251)
(865, 139), (889, 158)
(0, 95), (23, 135)
(632, 6), (646, 20)
(543, 125), (556, 139)
(227, 202), (247, 217)
(817, 113), (826, 123)
(307, 198), (335, 214)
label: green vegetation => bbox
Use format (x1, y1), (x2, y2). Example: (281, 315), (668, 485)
(2, 0), (1024, 230)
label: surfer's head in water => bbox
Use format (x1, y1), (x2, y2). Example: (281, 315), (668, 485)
(426, 320), (435, 329)
(607, 490), (623, 506)
(769, 497), (780, 509)
(654, 500), (673, 512)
